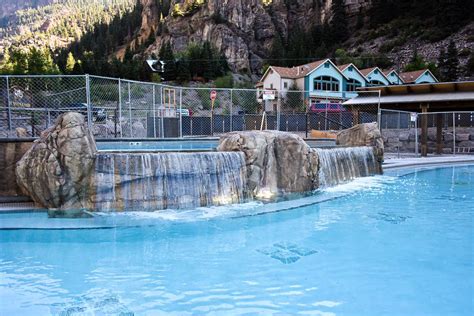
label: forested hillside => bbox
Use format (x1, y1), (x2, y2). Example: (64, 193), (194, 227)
(0, 0), (136, 54)
(0, 0), (472, 83)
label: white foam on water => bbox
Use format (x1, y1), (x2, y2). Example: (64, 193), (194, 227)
(320, 175), (397, 194)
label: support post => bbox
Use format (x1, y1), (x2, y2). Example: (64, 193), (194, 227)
(160, 86), (164, 138)
(414, 113), (419, 157)
(153, 85), (156, 138)
(277, 91), (281, 131)
(352, 107), (360, 125)
(420, 104), (428, 157)
(128, 82), (132, 138)
(85, 74), (92, 129)
(436, 113), (443, 155)
(118, 78), (122, 138)
(377, 90), (381, 127)
(179, 88), (183, 138)
(230, 89), (233, 132)
(452, 113), (456, 155)
(5, 76), (12, 134)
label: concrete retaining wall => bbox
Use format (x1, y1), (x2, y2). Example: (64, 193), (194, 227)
(382, 127), (474, 154)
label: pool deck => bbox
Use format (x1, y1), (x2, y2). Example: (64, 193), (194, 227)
(383, 155), (474, 169)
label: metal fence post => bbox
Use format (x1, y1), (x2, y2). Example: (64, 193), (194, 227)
(453, 112), (456, 155)
(415, 113), (419, 157)
(85, 74), (92, 129)
(118, 78), (122, 138)
(153, 84), (156, 138)
(230, 89), (233, 132)
(179, 87), (183, 138)
(160, 85), (164, 138)
(128, 81), (132, 138)
(377, 90), (381, 127)
(5, 76), (12, 135)
(277, 91), (281, 131)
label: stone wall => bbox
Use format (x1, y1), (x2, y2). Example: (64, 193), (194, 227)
(0, 140), (34, 196)
(382, 127), (474, 154)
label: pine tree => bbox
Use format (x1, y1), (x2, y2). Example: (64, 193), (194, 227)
(159, 42), (176, 81)
(404, 49), (427, 72)
(175, 58), (191, 82)
(330, 0), (348, 43)
(437, 48), (447, 80)
(444, 40), (459, 81)
(269, 34), (286, 66)
(65, 52), (76, 73)
(284, 83), (304, 113)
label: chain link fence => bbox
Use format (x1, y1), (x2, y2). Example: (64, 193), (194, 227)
(0, 74), (381, 139)
(380, 109), (474, 157)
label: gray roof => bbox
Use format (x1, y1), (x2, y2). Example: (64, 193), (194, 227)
(343, 91), (474, 105)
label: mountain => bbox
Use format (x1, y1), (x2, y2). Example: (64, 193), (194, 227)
(0, 0), (136, 54)
(0, 0), (473, 81)
(0, 0), (53, 19)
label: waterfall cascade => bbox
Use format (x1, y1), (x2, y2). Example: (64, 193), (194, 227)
(315, 147), (379, 187)
(93, 152), (247, 211)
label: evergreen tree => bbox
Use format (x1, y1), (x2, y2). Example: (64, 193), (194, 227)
(404, 49), (428, 72)
(202, 41), (215, 80)
(444, 40), (459, 81)
(284, 83), (304, 113)
(159, 42), (176, 81)
(330, 0), (348, 43)
(269, 34), (286, 66)
(175, 58), (191, 82)
(466, 53), (474, 76)
(65, 52), (76, 73)
(437, 48), (448, 80)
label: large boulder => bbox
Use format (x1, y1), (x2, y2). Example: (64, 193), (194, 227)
(336, 122), (384, 168)
(16, 113), (97, 211)
(217, 131), (319, 199)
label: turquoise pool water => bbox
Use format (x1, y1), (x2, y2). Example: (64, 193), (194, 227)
(0, 165), (473, 315)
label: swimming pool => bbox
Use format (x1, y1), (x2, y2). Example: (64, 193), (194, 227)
(1, 165), (473, 315)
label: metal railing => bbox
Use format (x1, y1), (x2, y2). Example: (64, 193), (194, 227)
(0, 74), (380, 139)
(380, 109), (474, 156)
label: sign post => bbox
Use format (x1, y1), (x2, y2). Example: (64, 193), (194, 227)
(210, 90), (217, 135)
(261, 90), (275, 130)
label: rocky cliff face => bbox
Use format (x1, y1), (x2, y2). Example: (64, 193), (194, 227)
(140, 0), (367, 73)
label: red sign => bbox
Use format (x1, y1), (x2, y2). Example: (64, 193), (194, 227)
(210, 90), (217, 100)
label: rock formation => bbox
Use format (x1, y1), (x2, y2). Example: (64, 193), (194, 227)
(13, 113), (383, 213)
(217, 130), (319, 198)
(336, 122), (384, 171)
(16, 113), (97, 212)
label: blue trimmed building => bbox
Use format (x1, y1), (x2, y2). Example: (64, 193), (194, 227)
(256, 59), (439, 108)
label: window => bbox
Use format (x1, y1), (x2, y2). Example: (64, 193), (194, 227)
(313, 76), (339, 92)
(369, 80), (385, 86)
(324, 62), (330, 68)
(374, 69), (379, 74)
(284, 82), (288, 89)
(347, 79), (362, 91)
(348, 66), (353, 72)
(270, 83), (273, 89)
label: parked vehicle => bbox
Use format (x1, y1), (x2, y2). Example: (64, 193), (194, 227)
(54, 103), (107, 122)
(309, 102), (347, 113)
(176, 108), (191, 117)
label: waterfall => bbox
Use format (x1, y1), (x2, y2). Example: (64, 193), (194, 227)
(93, 152), (247, 211)
(315, 147), (379, 187)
